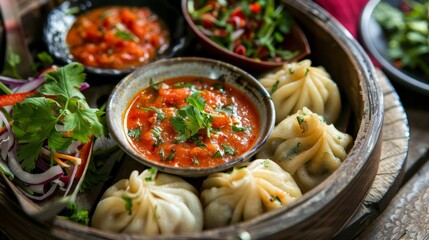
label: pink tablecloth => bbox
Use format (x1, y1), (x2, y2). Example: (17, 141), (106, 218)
(314, 0), (369, 39)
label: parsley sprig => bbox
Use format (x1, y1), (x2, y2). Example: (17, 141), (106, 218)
(12, 63), (104, 171)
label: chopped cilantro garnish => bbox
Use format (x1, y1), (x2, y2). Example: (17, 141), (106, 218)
(173, 82), (193, 88)
(262, 160), (270, 167)
(222, 144), (237, 156)
(145, 168), (158, 181)
(127, 127), (142, 141)
(232, 125), (252, 132)
(150, 78), (160, 91)
(212, 150), (222, 158)
(191, 157), (200, 165)
(165, 150), (175, 161)
(152, 126), (163, 146)
(190, 135), (207, 147)
(296, 115), (304, 125)
(139, 106), (166, 122)
(215, 104), (236, 116)
(122, 195), (133, 215)
(271, 80), (279, 94)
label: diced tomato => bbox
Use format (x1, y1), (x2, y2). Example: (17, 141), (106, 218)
(231, 7), (244, 18)
(233, 44), (246, 56)
(201, 13), (215, 28)
(0, 91), (37, 108)
(212, 115), (230, 129)
(249, 3), (261, 13)
(158, 87), (190, 106)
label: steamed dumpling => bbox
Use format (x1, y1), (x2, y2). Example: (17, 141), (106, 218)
(91, 169), (203, 234)
(200, 159), (302, 229)
(259, 59), (341, 124)
(256, 107), (353, 192)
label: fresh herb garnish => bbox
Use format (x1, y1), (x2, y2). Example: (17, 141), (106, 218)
(150, 78), (160, 91)
(4, 48), (22, 79)
(128, 127), (142, 141)
(173, 82), (193, 88)
(212, 150), (222, 158)
(12, 63), (104, 171)
(270, 196), (282, 205)
(190, 135), (207, 147)
(145, 168), (158, 181)
(139, 106), (166, 122)
(232, 125), (252, 132)
(165, 150), (176, 161)
(215, 104), (236, 116)
(114, 23), (140, 42)
(271, 80), (279, 94)
(122, 195), (133, 215)
(152, 126), (163, 146)
(262, 160), (270, 168)
(222, 144), (237, 156)
(213, 83), (224, 91)
(191, 157), (200, 166)
(171, 92), (213, 141)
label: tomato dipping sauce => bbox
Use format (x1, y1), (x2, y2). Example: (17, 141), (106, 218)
(125, 77), (260, 168)
(66, 6), (170, 70)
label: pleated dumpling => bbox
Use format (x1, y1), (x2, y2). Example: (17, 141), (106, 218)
(200, 159), (302, 229)
(91, 169), (203, 234)
(259, 59), (341, 124)
(257, 107), (353, 192)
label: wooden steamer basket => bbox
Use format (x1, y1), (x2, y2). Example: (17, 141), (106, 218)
(0, 0), (383, 239)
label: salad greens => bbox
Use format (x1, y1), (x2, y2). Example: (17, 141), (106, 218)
(374, 1), (429, 74)
(189, 0), (298, 62)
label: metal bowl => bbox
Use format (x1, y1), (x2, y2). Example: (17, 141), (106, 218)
(106, 57), (275, 177)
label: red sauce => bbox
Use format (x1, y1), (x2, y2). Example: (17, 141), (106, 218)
(125, 77), (260, 168)
(66, 6), (170, 69)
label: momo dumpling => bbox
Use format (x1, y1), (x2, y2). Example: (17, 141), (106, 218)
(259, 59), (341, 124)
(200, 159), (302, 229)
(91, 169), (203, 234)
(257, 107), (353, 192)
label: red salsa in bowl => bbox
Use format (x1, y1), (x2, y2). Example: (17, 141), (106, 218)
(66, 6), (170, 70)
(107, 57), (275, 177)
(125, 76), (259, 168)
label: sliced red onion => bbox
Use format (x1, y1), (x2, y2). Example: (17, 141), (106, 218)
(80, 82), (90, 91)
(12, 76), (45, 93)
(36, 157), (50, 171)
(0, 75), (27, 86)
(64, 165), (77, 197)
(0, 111), (14, 160)
(27, 183), (45, 194)
(231, 29), (245, 42)
(7, 149), (64, 185)
(21, 183), (58, 201)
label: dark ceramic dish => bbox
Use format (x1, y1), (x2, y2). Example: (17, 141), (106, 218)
(181, 0), (311, 73)
(107, 57), (275, 177)
(43, 0), (187, 77)
(360, 0), (429, 95)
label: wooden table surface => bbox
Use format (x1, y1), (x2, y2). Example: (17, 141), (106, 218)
(355, 80), (429, 240)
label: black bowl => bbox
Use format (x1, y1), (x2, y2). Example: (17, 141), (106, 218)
(360, 0), (429, 95)
(43, 0), (187, 78)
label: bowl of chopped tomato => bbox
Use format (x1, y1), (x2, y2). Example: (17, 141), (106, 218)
(107, 57), (275, 177)
(44, 0), (187, 77)
(182, 0), (311, 73)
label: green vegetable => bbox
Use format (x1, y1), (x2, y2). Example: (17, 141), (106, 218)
(232, 125), (252, 132)
(139, 106), (166, 122)
(171, 92), (213, 141)
(12, 63), (104, 171)
(375, 1), (429, 74)
(122, 195), (133, 215)
(4, 48), (22, 79)
(60, 202), (89, 225)
(222, 144), (237, 156)
(127, 127), (142, 141)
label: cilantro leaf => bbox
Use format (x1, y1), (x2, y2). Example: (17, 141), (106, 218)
(222, 144), (237, 156)
(122, 195), (133, 215)
(41, 62), (86, 101)
(127, 127), (142, 141)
